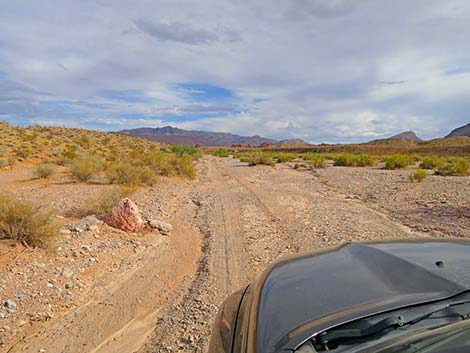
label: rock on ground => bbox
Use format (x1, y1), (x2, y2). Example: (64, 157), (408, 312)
(104, 198), (145, 232)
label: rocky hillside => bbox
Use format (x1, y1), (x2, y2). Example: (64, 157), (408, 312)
(117, 126), (308, 146)
(388, 130), (422, 141)
(446, 123), (470, 138)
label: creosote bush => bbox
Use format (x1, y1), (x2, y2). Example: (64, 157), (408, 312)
(419, 156), (445, 170)
(310, 155), (327, 168)
(333, 153), (375, 167)
(70, 155), (104, 182)
(214, 148), (230, 158)
(246, 151), (275, 166)
(33, 164), (56, 179)
(384, 154), (413, 170)
(410, 169), (427, 182)
(0, 193), (57, 247)
(105, 162), (157, 186)
(435, 159), (470, 176)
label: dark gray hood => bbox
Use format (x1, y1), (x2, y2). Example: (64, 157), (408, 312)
(252, 240), (470, 353)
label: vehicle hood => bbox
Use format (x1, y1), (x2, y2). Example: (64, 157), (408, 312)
(252, 239), (470, 353)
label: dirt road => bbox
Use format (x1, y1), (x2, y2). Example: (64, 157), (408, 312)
(5, 156), (469, 353)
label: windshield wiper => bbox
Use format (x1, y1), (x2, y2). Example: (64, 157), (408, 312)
(314, 299), (470, 350)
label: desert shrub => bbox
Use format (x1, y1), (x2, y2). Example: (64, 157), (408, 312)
(333, 154), (355, 166)
(0, 193), (57, 247)
(272, 153), (295, 163)
(172, 154), (196, 179)
(384, 154), (413, 170)
(70, 155), (103, 182)
(214, 148), (230, 157)
(310, 155), (327, 168)
(435, 159), (470, 176)
(420, 156), (445, 170)
(355, 154), (376, 167)
(76, 186), (137, 218)
(15, 148), (30, 159)
(0, 159), (8, 168)
(170, 145), (200, 157)
(106, 162), (157, 186)
(410, 169), (427, 182)
(33, 164), (55, 179)
(247, 152), (275, 166)
(334, 153), (375, 167)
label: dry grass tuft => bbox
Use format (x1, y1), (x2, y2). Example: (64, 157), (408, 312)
(0, 193), (57, 247)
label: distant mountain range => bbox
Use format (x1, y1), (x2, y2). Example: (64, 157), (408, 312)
(117, 123), (470, 147)
(117, 126), (309, 146)
(446, 123), (470, 138)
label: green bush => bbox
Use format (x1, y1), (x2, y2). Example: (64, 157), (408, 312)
(420, 156), (445, 170)
(170, 145), (200, 157)
(0, 193), (57, 247)
(172, 154), (196, 179)
(33, 164), (56, 179)
(436, 159), (470, 176)
(70, 155), (103, 182)
(310, 155), (327, 168)
(410, 169), (427, 182)
(214, 148), (230, 157)
(384, 154), (413, 170)
(106, 162), (157, 186)
(246, 152), (275, 166)
(274, 153), (296, 163)
(333, 153), (375, 167)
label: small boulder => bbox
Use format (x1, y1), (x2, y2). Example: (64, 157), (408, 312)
(103, 198), (144, 232)
(148, 219), (173, 236)
(4, 299), (17, 313)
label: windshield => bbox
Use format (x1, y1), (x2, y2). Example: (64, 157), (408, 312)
(296, 293), (470, 353)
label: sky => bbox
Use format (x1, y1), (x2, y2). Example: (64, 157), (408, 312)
(1, 0), (470, 143)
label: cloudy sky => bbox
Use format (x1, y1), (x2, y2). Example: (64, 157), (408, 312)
(1, 0), (470, 143)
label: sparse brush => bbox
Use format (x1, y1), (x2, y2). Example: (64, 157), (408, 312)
(333, 153), (375, 167)
(214, 148), (230, 158)
(33, 164), (56, 179)
(435, 159), (470, 176)
(170, 145), (200, 157)
(384, 154), (413, 170)
(106, 162), (157, 186)
(310, 155), (327, 168)
(0, 193), (57, 248)
(0, 159), (8, 168)
(247, 151), (275, 167)
(420, 156), (445, 170)
(70, 155), (104, 182)
(75, 186), (137, 218)
(410, 169), (427, 182)
(273, 153), (296, 163)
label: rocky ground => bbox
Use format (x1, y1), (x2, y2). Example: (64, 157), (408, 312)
(1, 157), (470, 353)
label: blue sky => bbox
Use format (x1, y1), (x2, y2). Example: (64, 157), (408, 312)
(1, 0), (470, 143)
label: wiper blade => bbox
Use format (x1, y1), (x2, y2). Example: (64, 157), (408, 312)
(315, 299), (470, 347)
(316, 315), (405, 345)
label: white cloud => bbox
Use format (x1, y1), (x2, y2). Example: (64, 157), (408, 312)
(1, 0), (470, 142)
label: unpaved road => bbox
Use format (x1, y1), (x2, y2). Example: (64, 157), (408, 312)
(5, 156), (470, 353)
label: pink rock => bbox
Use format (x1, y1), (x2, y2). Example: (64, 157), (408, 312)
(103, 198), (144, 232)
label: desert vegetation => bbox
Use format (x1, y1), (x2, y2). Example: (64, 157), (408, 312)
(0, 122), (198, 185)
(0, 193), (57, 247)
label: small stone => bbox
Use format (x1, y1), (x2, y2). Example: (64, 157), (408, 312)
(148, 219), (173, 236)
(65, 282), (73, 289)
(0, 311), (5, 318)
(36, 261), (46, 269)
(61, 268), (74, 278)
(4, 299), (17, 313)
(103, 198), (145, 232)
